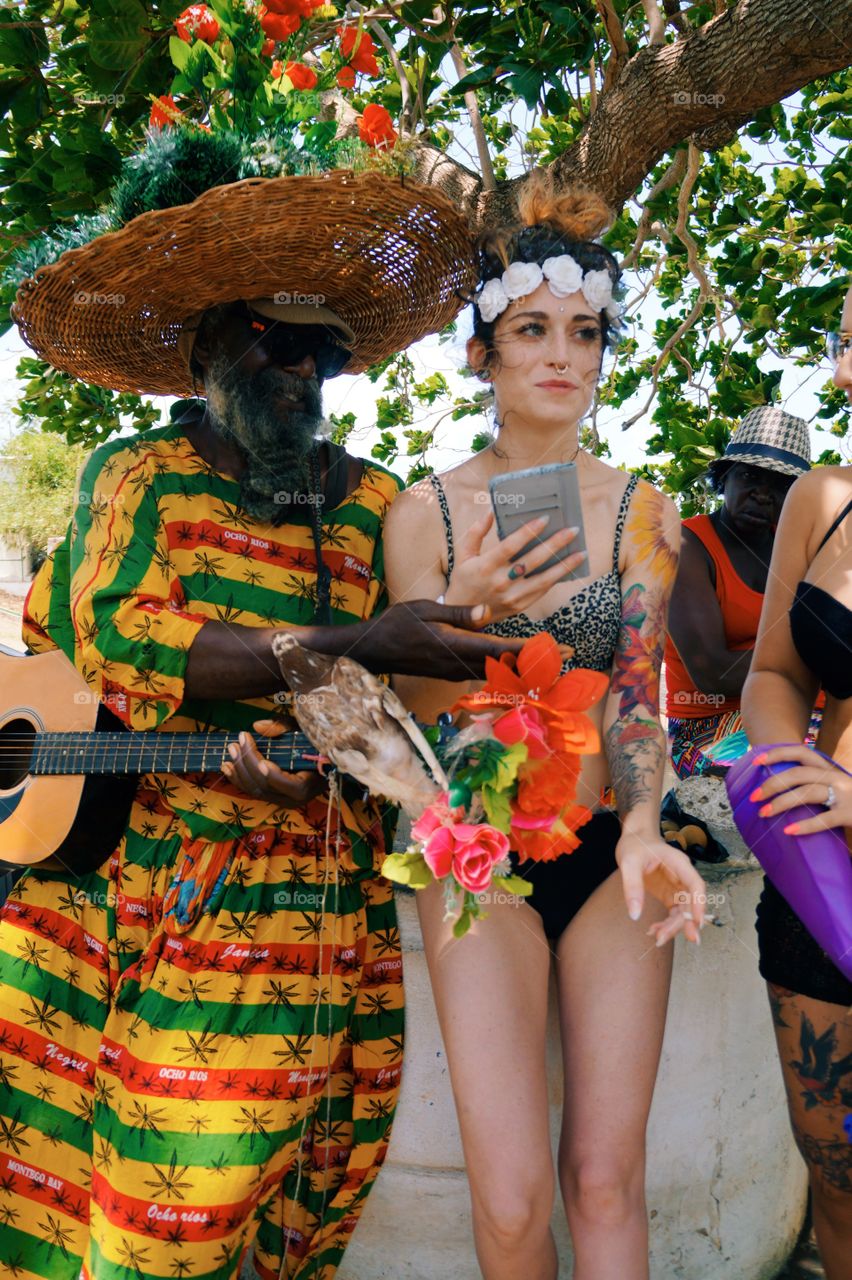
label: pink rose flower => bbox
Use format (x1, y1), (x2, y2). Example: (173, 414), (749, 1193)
(493, 704), (549, 758)
(411, 792), (455, 843)
(419, 822), (509, 893)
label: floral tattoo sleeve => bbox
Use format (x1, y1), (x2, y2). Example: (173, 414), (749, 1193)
(604, 484), (680, 819)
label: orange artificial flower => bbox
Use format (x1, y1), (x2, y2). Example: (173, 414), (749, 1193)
(149, 95), (180, 128)
(511, 804), (593, 862)
(357, 103), (397, 149)
(338, 24), (379, 76)
(454, 632), (607, 756)
(336, 65), (356, 88)
(515, 752), (580, 819)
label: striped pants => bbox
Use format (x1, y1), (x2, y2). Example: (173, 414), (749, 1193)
(0, 787), (403, 1280)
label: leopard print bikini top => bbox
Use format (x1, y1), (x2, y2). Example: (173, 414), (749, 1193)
(429, 473), (637, 674)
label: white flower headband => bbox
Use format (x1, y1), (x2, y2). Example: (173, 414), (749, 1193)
(475, 254), (622, 325)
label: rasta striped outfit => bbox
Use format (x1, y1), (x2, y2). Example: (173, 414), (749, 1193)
(0, 423), (404, 1280)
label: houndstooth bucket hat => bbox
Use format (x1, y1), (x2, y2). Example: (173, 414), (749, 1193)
(722, 406), (811, 478)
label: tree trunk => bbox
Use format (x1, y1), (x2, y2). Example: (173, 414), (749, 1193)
(405, 0), (852, 229)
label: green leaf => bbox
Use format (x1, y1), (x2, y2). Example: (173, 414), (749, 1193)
(482, 784), (512, 832)
(380, 850), (434, 889)
(449, 65), (500, 96)
(492, 874), (533, 897)
(89, 2), (148, 70)
(169, 34), (191, 72)
(452, 907), (474, 938)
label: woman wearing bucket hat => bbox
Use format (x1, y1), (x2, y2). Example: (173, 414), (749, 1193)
(664, 406), (812, 778)
(0, 130), (571, 1280)
(738, 289), (852, 1278)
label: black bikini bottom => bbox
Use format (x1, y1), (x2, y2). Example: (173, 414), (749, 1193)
(756, 876), (852, 1007)
(509, 810), (621, 944)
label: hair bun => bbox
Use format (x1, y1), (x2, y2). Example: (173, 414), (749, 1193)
(517, 170), (612, 241)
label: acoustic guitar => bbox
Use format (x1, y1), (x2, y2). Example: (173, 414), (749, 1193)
(0, 648), (319, 874)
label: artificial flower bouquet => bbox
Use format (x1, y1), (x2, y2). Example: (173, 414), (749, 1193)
(381, 633), (608, 936)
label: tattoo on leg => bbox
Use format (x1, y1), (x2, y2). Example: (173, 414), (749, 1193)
(792, 1129), (852, 1193)
(767, 984), (792, 1030)
(790, 1012), (852, 1111)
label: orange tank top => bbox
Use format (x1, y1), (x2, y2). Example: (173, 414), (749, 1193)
(664, 513), (764, 719)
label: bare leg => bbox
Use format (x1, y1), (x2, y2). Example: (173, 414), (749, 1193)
(767, 984), (852, 1280)
(556, 871), (672, 1280)
(417, 881), (558, 1280)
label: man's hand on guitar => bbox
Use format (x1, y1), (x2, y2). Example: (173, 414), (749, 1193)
(222, 717), (327, 806)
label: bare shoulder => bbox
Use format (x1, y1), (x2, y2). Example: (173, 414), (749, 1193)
(778, 465), (852, 550)
(624, 477), (680, 539)
(383, 475), (440, 538)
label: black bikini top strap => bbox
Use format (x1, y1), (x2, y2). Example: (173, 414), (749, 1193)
(428, 473), (454, 583)
(611, 475), (639, 573)
(816, 494), (852, 555)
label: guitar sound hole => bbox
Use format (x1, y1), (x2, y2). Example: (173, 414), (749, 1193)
(0, 718), (36, 789)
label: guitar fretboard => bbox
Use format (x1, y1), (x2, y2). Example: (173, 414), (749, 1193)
(30, 731), (319, 776)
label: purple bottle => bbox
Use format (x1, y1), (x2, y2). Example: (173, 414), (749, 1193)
(726, 745), (852, 982)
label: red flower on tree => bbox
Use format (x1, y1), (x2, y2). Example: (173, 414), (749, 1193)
(260, 7), (302, 40)
(337, 25), (380, 76)
(336, 65), (356, 89)
(282, 60), (318, 89)
(357, 103), (398, 149)
(149, 95), (180, 128)
(175, 4), (220, 44)
(265, 0), (324, 13)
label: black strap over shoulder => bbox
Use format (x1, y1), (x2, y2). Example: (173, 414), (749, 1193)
(816, 493), (852, 555)
(323, 440), (352, 512)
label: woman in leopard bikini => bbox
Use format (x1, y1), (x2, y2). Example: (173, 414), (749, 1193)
(384, 174), (706, 1280)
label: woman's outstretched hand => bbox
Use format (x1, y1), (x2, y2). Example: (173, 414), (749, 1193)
(616, 830), (707, 946)
(444, 510), (586, 622)
(750, 743), (852, 836)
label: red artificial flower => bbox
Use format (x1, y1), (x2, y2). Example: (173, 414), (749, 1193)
(358, 103), (398, 149)
(283, 60), (317, 89)
(338, 24), (379, 76)
(149, 95), (180, 128)
(175, 4), (219, 44)
(336, 65), (356, 89)
(511, 803), (593, 862)
(260, 8), (302, 40)
(261, 38), (275, 55)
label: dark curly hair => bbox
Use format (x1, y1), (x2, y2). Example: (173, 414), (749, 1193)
(470, 171), (623, 373)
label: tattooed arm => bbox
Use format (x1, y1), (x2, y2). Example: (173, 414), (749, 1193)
(603, 481), (706, 943)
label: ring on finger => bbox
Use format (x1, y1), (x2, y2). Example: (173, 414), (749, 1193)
(508, 562), (527, 581)
(826, 783), (837, 808)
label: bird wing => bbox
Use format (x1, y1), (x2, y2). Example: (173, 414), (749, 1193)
(332, 658), (449, 789)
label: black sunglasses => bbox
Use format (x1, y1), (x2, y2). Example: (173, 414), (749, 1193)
(238, 303), (351, 380)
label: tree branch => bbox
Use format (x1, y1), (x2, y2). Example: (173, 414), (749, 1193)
(595, 0), (630, 90)
(367, 19), (414, 133)
(642, 0), (667, 46)
(448, 41), (497, 193)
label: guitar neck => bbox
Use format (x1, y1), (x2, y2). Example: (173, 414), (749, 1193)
(31, 731), (319, 776)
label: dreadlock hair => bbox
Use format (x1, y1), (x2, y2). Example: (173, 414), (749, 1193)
(471, 170), (622, 374)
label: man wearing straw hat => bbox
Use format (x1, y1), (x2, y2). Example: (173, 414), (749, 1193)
(0, 132), (522, 1280)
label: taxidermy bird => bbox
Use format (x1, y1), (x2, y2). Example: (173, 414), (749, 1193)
(272, 632), (449, 816)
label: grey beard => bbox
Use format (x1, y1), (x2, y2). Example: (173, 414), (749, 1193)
(205, 354), (325, 523)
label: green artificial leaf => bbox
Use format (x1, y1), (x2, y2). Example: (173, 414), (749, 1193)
(380, 850), (434, 889)
(482, 783), (512, 832)
(492, 874), (533, 897)
(452, 907), (474, 938)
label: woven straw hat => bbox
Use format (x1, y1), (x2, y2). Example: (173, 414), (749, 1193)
(11, 170), (476, 396)
(722, 406), (811, 478)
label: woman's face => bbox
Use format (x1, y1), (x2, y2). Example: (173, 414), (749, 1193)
(468, 283), (604, 431)
(833, 285), (852, 403)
